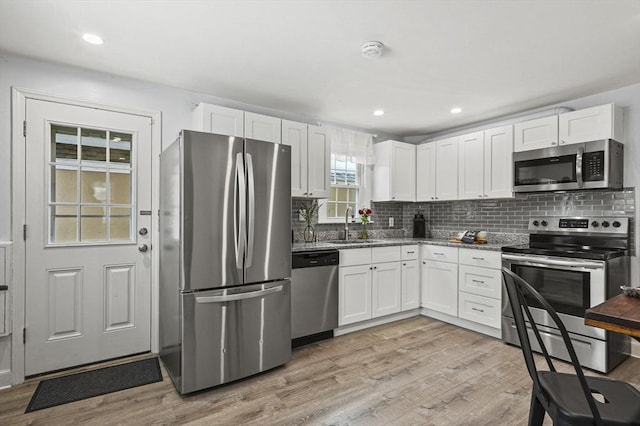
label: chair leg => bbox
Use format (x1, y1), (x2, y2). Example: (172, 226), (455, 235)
(528, 392), (545, 426)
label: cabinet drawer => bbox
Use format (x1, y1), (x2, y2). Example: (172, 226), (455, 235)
(401, 245), (419, 260)
(458, 292), (501, 329)
(458, 249), (501, 269)
(340, 248), (371, 267)
(422, 245), (458, 263)
(372, 246), (401, 263)
(458, 265), (502, 299)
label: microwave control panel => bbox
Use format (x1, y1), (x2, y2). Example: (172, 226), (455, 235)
(583, 151), (605, 181)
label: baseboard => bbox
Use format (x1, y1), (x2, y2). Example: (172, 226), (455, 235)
(420, 308), (501, 339)
(334, 310), (420, 336)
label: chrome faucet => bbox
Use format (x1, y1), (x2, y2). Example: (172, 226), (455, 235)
(345, 206), (353, 240)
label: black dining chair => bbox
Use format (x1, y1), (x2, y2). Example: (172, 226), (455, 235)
(501, 267), (640, 426)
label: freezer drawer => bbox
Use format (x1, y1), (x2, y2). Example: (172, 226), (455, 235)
(168, 280), (291, 394)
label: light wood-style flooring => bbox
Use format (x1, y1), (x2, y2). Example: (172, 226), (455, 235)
(2, 316), (640, 425)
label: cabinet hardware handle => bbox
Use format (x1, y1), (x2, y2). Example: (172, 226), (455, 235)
(403, 263), (406, 266)
(431, 197), (434, 200)
(434, 252), (444, 256)
(303, 192), (307, 195)
(374, 266), (377, 269)
(407, 251), (415, 254)
(309, 193), (313, 196)
(472, 307), (485, 313)
(422, 261), (426, 264)
(478, 195), (482, 198)
(472, 257), (484, 260)
(472, 279), (485, 284)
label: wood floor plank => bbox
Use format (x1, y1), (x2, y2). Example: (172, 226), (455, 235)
(1, 316), (639, 425)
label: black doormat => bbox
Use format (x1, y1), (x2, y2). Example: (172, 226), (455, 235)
(25, 357), (162, 413)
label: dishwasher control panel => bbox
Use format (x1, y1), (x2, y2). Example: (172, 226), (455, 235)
(292, 250), (339, 269)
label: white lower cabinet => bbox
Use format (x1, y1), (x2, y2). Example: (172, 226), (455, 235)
(339, 264), (372, 325)
(401, 260), (420, 310)
(457, 249), (502, 329)
(371, 262), (402, 318)
(338, 246), (414, 327)
(421, 258), (458, 316)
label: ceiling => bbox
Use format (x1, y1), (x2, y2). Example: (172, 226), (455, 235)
(1, 0), (639, 137)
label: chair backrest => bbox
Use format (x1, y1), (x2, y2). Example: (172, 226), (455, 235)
(501, 267), (602, 422)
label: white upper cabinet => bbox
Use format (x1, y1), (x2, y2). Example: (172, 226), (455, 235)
(457, 131), (485, 199)
(416, 143), (436, 202)
(513, 115), (558, 152)
(192, 103), (244, 137)
(244, 112), (282, 143)
(373, 140), (416, 202)
(306, 125), (331, 199)
(514, 103), (623, 152)
(434, 137), (458, 201)
(282, 120), (308, 197)
(483, 125), (514, 199)
(282, 122), (330, 198)
(558, 103), (623, 145)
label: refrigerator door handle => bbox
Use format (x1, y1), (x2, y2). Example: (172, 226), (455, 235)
(246, 152), (255, 268)
(195, 284), (284, 303)
(235, 152), (246, 270)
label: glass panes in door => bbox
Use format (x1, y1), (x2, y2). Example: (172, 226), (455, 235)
(49, 124), (135, 244)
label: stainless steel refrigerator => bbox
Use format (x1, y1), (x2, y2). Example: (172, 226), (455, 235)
(159, 130), (292, 394)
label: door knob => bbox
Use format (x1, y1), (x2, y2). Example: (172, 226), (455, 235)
(139, 227), (148, 236)
(138, 244), (149, 252)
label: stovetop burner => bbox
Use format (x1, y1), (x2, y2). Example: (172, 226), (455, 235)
(502, 216), (630, 261)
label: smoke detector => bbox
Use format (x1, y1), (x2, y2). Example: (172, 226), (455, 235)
(361, 41), (384, 58)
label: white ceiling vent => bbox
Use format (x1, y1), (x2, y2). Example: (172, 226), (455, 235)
(361, 41), (384, 58)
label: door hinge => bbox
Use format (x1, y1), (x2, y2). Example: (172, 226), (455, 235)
(23, 224), (27, 240)
(23, 120), (27, 137)
(23, 328), (26, 344)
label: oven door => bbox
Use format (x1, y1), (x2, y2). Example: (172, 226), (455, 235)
(502, 253), (605, 340)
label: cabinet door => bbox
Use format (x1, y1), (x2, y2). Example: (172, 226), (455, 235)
(371, 262), (402, 318)
(435, 137), (458, 201)
(513, 116), (558, 152)
(282, 120), (308, 197)
(416, 143), (436, 201)
(244, 112), (282, 143)
(391, 142), (416, 201)
(401, 259), (420, 311)
(558, 104), (620, 146)
(192, 103), (244, 137)
(483, 125), (513, 199)
(421, 260), (458, 316)
(457, 131), (485, 200)
(339, 265), (371, 325)
(307, 125), (331, 198)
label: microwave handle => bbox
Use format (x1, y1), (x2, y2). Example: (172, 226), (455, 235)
(576, 147), (584, 188)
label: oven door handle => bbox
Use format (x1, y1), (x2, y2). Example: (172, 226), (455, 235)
(502, 254), (604, 270)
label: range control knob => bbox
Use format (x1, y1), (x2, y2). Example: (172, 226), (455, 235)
(602, 221), (610, 228)
(613, 221), (621, 228)
(532, 220), (540, 226)
(541, 220), (548, 227)
(591, 221), (599, 228)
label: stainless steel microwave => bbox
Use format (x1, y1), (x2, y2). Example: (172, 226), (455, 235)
(513, 139), (623, 192)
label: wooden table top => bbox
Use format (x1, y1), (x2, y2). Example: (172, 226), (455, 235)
(585, 293), (640, 338)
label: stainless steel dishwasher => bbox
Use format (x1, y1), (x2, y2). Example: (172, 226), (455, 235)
(291, 250), (339, 347)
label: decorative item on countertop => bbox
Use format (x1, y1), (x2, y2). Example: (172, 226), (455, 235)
(621, 286), (640, 298)
(450, 230), (488, 244)
(413, 210), (426, 238)
(299, 200), (321, 243)
(358, 206), (372, 239)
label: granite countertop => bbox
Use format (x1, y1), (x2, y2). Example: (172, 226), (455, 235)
(292, 237), (505, 253)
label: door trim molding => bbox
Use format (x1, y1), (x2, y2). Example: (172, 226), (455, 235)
(11, 87), (162, 385)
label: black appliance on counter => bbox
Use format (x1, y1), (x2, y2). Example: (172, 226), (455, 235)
(501, 216), (630, 373)
(413, 211), (426, 238)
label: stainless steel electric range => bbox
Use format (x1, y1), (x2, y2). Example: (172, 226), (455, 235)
(501, 216), (631, 373)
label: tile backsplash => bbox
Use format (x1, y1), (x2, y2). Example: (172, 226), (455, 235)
(292, 189), (635, 248)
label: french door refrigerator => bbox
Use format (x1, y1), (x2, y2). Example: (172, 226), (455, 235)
(159, 130), (292, 394)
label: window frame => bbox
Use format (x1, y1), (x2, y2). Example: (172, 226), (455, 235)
(318, 154), (369, 224)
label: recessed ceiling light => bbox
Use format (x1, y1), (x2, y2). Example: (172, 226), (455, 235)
(373, 110), (385, 116)
(451, 107), (462, 114)
(82, 33), (104, 45)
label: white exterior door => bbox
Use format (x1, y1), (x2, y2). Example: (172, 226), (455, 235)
(24, 99), (152, 376)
